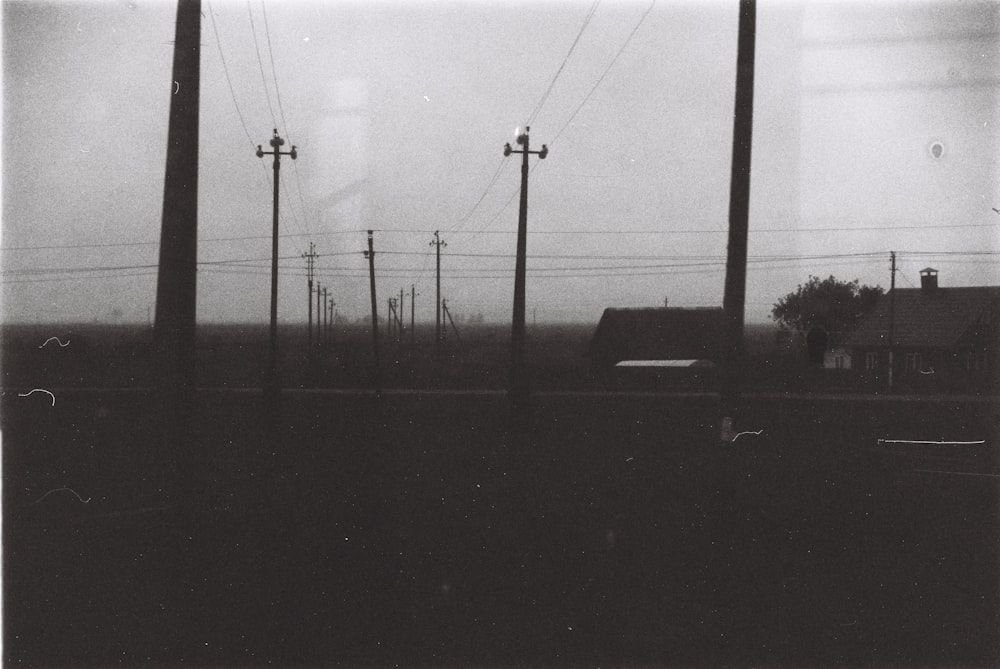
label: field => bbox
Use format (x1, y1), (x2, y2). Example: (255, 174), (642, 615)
(3, 323), (999, 667)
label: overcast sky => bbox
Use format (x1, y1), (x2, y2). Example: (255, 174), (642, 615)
(3, 0), (998, 325)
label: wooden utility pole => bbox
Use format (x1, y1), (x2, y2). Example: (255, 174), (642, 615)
(327, 299), (335, 343)
(315, 280), (321, 347)
(503, 127), (548, 415)
(388, 298), (397, 339)
(443, 299), (461, 342)
(399, 288), (405, 339)
(888, 251), (896, 391)
(322, 286), (329, 345)
(365, 230), (382, 396)
(256, 129), (297, 404)
(719, 0), (756, 442)
(154, 0), (201, 419)
(430, 231), (446, 359)
(410, 284), (417, 346)
(303, 242), (317, 349)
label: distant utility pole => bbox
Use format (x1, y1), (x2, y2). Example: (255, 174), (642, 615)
(322, 286), (329, 345)
(315, 280), (322, 347)
(396, 288), (406, 341)
(327, 299), (335, 343)
(256, 129), (297, 402)
(503, 126), (548, 415)
(888, 250), (896, 392)
(719, 0), (756, 442)
(365, 230), (382, 396)
(443, 299), (461, 342)
(388, 298), (398, 340)
(410, 284), (418, 346)
(303, 242), (317, 349)
(430, 231), (446, 359)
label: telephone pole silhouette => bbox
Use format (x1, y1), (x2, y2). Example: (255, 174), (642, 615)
(327, 298), (335, 343)
(303, 242), (317, 348)
(430, 231), (446, 359)
(315, 280), (322, 347)
(153, 0), (200, 499)
(365, 230), (382, 397)
(410, 284), (418, 346)
(503, 127), (548, 415)
(888, 251), (896, 391)
(256, 129), (297, 404)
(399, 288), (406, 339)
(322, 286), (329, 345)
(719, 0), (755, 442)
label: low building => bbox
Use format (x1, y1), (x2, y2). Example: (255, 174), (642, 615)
(587, 307), (724, 387)
(841, 268), (1000, 392)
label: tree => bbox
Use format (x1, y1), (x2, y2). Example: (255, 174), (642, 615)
(771, 275), (884, 337)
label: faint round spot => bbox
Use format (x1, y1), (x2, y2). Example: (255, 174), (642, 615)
(928, 141), (945, 159)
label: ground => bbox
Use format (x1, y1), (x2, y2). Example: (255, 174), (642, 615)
(4, 387), (999, 667)
(3, 324), (999, 666)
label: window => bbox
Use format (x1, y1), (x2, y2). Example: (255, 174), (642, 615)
(835, 356), (845, 369)
(905, 353), (920, 372)
(865, 352), (878, 370)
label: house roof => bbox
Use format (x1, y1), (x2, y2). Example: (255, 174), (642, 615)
(842, 286), (1000, 349)
(589, 307), (724, 363)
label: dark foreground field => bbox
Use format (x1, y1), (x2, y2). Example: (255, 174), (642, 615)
(4, 386), (999, 667)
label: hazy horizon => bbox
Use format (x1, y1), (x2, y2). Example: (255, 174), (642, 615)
(3, 0), (998, 326)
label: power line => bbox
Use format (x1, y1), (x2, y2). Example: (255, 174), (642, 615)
(207, 0), (256, 151)
(551, 0), (657, 145)
(246, 0), (277, 129)
(527, 0), (601, 126)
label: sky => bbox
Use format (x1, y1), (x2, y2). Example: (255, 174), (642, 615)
(2, 0), (998, 325)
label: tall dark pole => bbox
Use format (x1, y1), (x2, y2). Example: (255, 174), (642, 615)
(503, 127), (548, 415)
(315, 280), (321, 347)
(719, 0), (756, 442)
(365, 230), (382, 397)
(256, 129), (297, 403)
(410, 284), (416, 346)
(154, 0), (201, 417)
(322, 287), (329, 344)
(888, 251), (896, 391)
(430, 231), (446, 359)
(303, 242), (317, 349)
(399, 288), (405, 339)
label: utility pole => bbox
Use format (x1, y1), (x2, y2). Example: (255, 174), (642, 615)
(503, 126), (548, 415)
(255, 129), (297, 404)
(719, 0), (756, 442)
(888, 251), (896, 392)
(430, 231), (446, 359)
(410, 284), (418, 346)
(315, 280), (322, 347)
(443, 299), (461, 342)
(388, 298), (397, 340)
(365, 230), (382, 397)
(303, 242), (317, 349)
(154, 0), (200, 498)
(322, 286), (329, 345)
(440, 298), (447, 343)
(396, 288), (406, 342)
(328, 299), (335, 343)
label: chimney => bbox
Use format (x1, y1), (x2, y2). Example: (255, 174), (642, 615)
(920, 267), (938, 291)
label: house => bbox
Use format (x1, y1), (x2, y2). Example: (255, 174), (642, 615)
(587, 307), (724, 386)
(841, 268), (1000, 392)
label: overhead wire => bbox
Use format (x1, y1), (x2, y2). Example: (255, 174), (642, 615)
(527, 0), (601, 126)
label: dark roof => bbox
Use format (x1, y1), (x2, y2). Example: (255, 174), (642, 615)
(842, 286), (1000, 349)
(589, 307), (724, 363)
